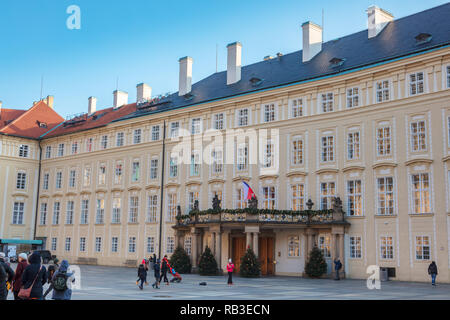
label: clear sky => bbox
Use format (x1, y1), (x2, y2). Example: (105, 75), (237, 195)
(0, 0), (447, 118)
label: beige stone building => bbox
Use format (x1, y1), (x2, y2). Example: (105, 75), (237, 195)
(2, 4), (450, 283)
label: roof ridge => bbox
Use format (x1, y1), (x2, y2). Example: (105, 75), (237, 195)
(0, 101), (43, 132)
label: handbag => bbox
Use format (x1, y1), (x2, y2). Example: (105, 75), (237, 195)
(18, 266), (42, 300)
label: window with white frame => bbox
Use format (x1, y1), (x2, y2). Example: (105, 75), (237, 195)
(167, 193), (177, 222)
(79, 237), (86, 252)
(151, 125), (160, 141)
(212, 148), (223, 174)
(112, 198), (121, 224)
(184, 236), (192, 255)
(349, 236), (362, 259)
(347, 180), (362, 216)
(43, 173), (49, 190)
(237, 108), (249, 127)
(411, 173), (431, 214)
(380, 236), (394, 259)
(237, 144), (248, 171)
(71, 142), (78, 155)
(65, 238), (71, 252)
(96, 199), (105, 224)
(291, 184), (305, 211)
(69, 170), (76, 188)
(170, 122), (180, 138)
(447, 65), (450, 88)
(167, 236), (175, 254)
(16, 171), (26, 189)
(415, 236), (430, 260)
(410, 120), (427, 152)
(213, 113), (224, 130)
(115, 162), (123, 184)
(318, 235), (331, 258)
(235, 188), (247, 209)
(321, 136), (334, 162)
(290, 98), (304, 118)
(262, 186), (276, 209)
(147, 237), (155, 254)
(95, 237), (102, 253)
(129, 196), (139, 223)
(19, 145), (29, 158)
(190, 152), (201, 176)
(347, 87), (359, 108)
(132, 161), (140, 182)
(116, 132), (124, 147)
(288, 236), (300, 257)
(80, 199), (89, 224)
(376, 80), (390, 103)
(128, 237), (136, 253)
(377, 177), (394, 215)
(376, 126), (391, 156)
(55, 171), (62, 189)
(12, 202), (25, 225)
(83, 167), (91, 187)
(169, 155), (178, 178)
(291, 138), (303, 165)
(320, 182), (335, 210)
(40, 203), (47, 225)
(133, 129), (142, 144)
(347, 132), (360, 160)
(191, 118), (201, 135)
(51, 238), (57, 251)
(58, 143), (65, 157)
(188, 191), (199, 212)
(147, 195), (158, 222)
(66, 201), (74, 225)
(263, 103), (276, 122)
(45, 146), (52, 159)
(100, 135), (108, 150)
(263, 140), (274, 168)
(86, 138), (93, 152)
(52, 202), (60, 225)
(111, 237), (118, 253)
(321, 93), (334, 113)
(150, 159), (158, 180)
(98, 165), (106, 185)
(409, 72), (424, 95)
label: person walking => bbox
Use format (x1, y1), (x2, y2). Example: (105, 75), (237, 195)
(160, 255), (169, 285)
(0, 252), (15, 300)
(12, 253), (28, 300)
(137, 263), (147, 290)
(334, 258), (342, 280)
(43, 261), (59, 299)
(51, 260), (75, 300)
(428, 261), (438, 286)
(20, 252), (48, 300)
(152, 259), (161, 289)
(226, 259), (235, 285)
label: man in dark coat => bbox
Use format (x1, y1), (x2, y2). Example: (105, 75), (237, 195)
(160, 255), (169, 285)
(21, 251), (48, 300)
(152, 259), (161, 289)
(12, 253), (28, 300)
(0, 252), (15, 300)
(334, 258), (342, 280)
(428, 261), (438, 286)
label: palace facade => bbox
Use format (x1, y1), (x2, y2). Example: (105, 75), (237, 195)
(2, 4), (450, 282)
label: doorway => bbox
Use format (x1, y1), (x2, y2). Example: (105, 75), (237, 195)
(232, 237), (246, 274)
(259, 237), (274, 275)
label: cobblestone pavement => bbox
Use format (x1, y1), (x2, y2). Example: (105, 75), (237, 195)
(6, 264), (450, 300)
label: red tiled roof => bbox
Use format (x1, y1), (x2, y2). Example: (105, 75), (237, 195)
(0, 109), (27, 130)
(43, 103), (138, 138)
(0, 101), (64, 139)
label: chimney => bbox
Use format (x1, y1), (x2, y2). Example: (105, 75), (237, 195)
(367, 6), (393, 39)
(302, 21), (322, 63)
(227, 42), (242, 85)
(113, 90), (128, 109)
(88, 96), (97, 114)
(44, 95), (54, 109)
(178, 56), (193, 96)
(136, 83), (152, 103)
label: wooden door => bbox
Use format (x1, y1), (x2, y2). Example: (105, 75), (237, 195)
(259, 237), (274, 276)
(232, 237), (246, 274)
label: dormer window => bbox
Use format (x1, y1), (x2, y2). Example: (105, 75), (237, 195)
(330, 57), (346, 68)
(36, 121), (47, 128)
(249, 77), (263, 87)
(415, 33), (432, 45)
(183, 93), (195, 101)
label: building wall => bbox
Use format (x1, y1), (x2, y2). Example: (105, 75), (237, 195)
(33, 47), (450, 282)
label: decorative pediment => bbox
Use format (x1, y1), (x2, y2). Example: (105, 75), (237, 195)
(286, 170), (307, 177)
(405, 158), (433, 167)
(342, 165), (365, 173)
(372, 162), (398, 169)
(315, 168), (339, 175)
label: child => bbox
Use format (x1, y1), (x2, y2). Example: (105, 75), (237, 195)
(152, 259), (161, 289)
(137, 264), (147, 290)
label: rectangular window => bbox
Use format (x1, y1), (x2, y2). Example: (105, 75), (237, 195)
(150, 159), (158, 180)
(291, 184), (305, 211)
(69, 170), (76, 188)
(447, 66), (450, 88)
(16, 171), (26, 189)
(83, 167), (91, 187)
(191, 118), (201, 135)
(151, 125), (160, 141)
(169, 156), (178, 178)
(318, 235), (331, 258)
(51, 238), (57, 251)
(415, 236), (430, 260)
(66, 201), (74, 225)
(79, 237), (86, 252)
(98, 165), (106, 185)
(380, 236), (394, 259)
(71, 142), (78, 155)
(412, 173), (431, 214)
(43, 173), (49, 190)
(40, 203), (47, 225)
(58, 144), (64, 157)
(377, 177), (394, 215)
(55, 171), (62, 189)
(347, 87), (359, 108)
(65, 238), (71, 252)
(213, 113), (224, 130)
(167, 193), (177, 222)
(190, 152), (201, 176)
(166, 236), (175, 254)
(80, 199), (89, 224)
(350, 236), (362, 259)
(288, 236), (300, 257)
(320, 182), (335, 210)
(377, 127), (391, 156)
(188, 191), (199, 212)
(376, 80), (390, 103)
(128, 237), (136, 253)
(347, 180), (362, 216)
(290, 98), (303, 118)
(321, 136), (334, 162)
(52, 202), (60, 225)
(100, 135), (108, 150)
(112, 198), (121, 224)
(96, 199), (105, 224)
(262, 186), (276, 209)
(170, 122), (180, 138)
(347, 132), (360, 160)
(19, 145), (29, 158)
(292, 138), (303, 165)
(111, 237), (118, 253)
(237, 109), (249, 127)
(184, 237), (192, 255)
(147, 195), (158, 222)
(147, 237), (155, 254)
(410, 120), (427, 152)
(237, 144), (248, 171)
(321, 93), (334, 113)
(116, 132), (124, 147)
(263, 140), (274, 168)
(115, 163), (123, 184)
(86, 138), (93, 152)
(235, 188), (247, 209)
(409, 72), (424, 95)
(133, 129), (142, 144)
(263, 103), (276, 122)
(95, 237), (102, 253)
(129, 196), (139, 223)
(45, 146), (52, 159)
(212, 149), (223, 174)
(132, 161), (140, 182)
(12, 202), (25, 225)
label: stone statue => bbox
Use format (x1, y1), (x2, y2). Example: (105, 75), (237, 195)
(248, 196), (258, 209)
(212, 194), (221, 211)
(177, 205), (181, 217)
(193, 200), (199, 211)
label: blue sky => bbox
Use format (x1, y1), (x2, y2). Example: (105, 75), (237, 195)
(0, 0), (447, 117)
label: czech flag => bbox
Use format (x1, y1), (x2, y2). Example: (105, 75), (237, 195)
(242, 181), (256, 200)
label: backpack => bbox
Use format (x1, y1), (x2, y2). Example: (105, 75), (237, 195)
(53, 272), (68, 292)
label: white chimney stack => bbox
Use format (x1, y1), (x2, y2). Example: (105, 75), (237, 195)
(302, 21), (322, 63)
(88, 96), (97, 114)
(44, 95), (54, 109)
(227, 42), (242, 85)
(0, 101), (3, 114)
(113, 90), (128, 109)
(136, 83), (152, 103)
(178, 56), (193, 96)
(367, 6), (393, 39)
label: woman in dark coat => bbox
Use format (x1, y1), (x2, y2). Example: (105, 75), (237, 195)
(21, 252), (48, 300)
(152, 259), (160, 289)
(137, 264), (147, 290)
(160, 255), (169, 285)
(12, 253), (28, 300)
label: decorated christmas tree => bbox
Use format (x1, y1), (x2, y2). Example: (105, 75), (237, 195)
(198, 246), (218, 276)
(169, 246), (192, 274)
(239, 247), (261, 278)
(305, 246), (328, 278)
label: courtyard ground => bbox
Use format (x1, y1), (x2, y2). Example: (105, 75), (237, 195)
(6, 264), (450, 300)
